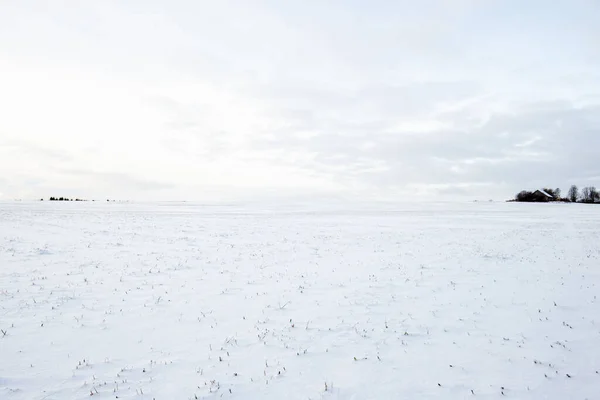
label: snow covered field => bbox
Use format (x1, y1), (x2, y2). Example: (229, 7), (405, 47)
(1, 201), (599, 399)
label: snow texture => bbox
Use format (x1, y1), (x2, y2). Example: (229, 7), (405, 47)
(1, 201), (599, 399)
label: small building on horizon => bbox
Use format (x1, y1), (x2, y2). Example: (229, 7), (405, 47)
(532, 189), (554, 202)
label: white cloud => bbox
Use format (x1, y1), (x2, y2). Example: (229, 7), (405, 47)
(1, 0), (599, 200)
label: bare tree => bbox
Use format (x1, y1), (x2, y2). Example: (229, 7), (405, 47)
(591, 186), (599, 202)
(568, 185), (578, 202)
(581, 187), (592, 202)
(554, 188), (561, 200)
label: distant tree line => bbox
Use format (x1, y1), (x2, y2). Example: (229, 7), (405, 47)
(48, 197), (87, 201)
(513, 185), (599, 203)
(42, 197), (118, 202)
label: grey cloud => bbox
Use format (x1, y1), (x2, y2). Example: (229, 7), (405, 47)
(3, 1), (600, 201)
(252, 100), (600, 196)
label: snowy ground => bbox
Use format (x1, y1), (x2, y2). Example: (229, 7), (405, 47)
(1, 201), (599, 399)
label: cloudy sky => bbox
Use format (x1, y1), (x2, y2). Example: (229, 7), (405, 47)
(1, 1), (599, 201)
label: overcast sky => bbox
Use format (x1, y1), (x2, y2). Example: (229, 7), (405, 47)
(1, 1), (599, 201)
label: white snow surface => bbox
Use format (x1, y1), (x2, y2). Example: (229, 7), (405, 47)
(1, 201), (599, 399)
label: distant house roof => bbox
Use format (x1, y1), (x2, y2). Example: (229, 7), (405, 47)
(535, 189), (553, 198)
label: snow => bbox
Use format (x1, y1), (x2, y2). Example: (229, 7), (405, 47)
(1, 201), (599, 399)
(536, 190), (553, 198)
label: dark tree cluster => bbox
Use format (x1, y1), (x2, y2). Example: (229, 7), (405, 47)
(48, 197), (87, 201)
(514, 188), (561, 202)
(513, 185), (599, 203)
(580, 186), (599, 203)
(565, 185), (599, 203)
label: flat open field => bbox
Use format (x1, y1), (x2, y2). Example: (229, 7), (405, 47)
(1, 201), (599, 399)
